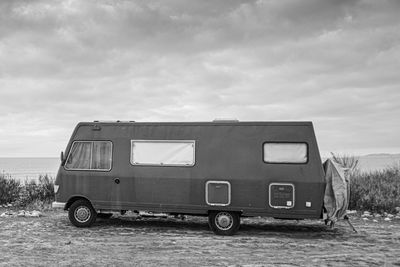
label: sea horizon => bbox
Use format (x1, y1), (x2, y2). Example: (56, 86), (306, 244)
(0, 157), (60, 181)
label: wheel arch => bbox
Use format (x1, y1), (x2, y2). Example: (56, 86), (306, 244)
(208, 209), (243, 216)
(65, 195), (92, 210)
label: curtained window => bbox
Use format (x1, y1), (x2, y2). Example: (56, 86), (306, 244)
(263, 143), (308, 164)
(92, 141), (112, 170)
(65, 141), (112, 170)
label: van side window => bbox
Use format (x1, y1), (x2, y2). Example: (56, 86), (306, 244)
(65, 141), (112, 171)
(263, 142), (308, 164)
(131, 140), (195, 166)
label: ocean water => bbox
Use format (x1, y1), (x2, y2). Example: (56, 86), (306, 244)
(0, 157), (60, 181)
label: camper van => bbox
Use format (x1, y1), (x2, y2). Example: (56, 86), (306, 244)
(52, 120), (326, 235)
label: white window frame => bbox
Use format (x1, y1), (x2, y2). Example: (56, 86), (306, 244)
(130, 140), (196, 167)
(64, 141), (113, 171)
(263, 142), (308, 164)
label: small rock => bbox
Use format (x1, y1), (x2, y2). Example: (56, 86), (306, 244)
(0, 212), (7, 217)
(362, 217), (369, 221)
(30, 211), (42, 217)
(17, 211), (26, 217)
(373, 219), (378, 223)
(387, 214), (394, 218)
(374, 214), (381, 218)
(7, 203), (12, 207)
(394, 216), (400, 220)
(3, 211), (14, 216)
(384, 218), (391, 222)
(362, 211), (373, 218)
(346, 210), (357, 215)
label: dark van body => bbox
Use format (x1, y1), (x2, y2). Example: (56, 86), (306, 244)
(53, 121), (325, 235)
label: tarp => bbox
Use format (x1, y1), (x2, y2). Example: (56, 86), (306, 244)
(323, 159), (350, 223)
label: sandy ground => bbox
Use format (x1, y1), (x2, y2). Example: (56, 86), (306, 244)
(0, 210), (399, 267)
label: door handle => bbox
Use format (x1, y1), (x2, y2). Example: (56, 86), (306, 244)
(114, 178), (120, 184)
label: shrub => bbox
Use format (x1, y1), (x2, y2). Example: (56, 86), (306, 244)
(349, 166), (400, 213)
(17, 174), (55, 207)
(0, 174), (21, 205)
(330, 152), (359, 172)
(329, 153), (400, 213)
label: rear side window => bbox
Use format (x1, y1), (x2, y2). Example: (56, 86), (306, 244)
(65, 141), (112, 171)
(263, 142), (308, 164)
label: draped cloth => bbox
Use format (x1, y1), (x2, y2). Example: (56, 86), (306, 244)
(323, 159), (350, 223)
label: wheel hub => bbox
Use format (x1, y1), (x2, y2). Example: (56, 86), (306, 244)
(215, 212), (233, 230)
(75, 206), (91, 223)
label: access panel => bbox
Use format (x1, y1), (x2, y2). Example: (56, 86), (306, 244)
(206, 181), (231, 206)
(269, 183), (295, 209)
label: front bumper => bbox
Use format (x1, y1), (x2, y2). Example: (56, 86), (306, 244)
(52, 201), (66, 209)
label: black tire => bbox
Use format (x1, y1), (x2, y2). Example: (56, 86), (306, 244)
(208, 211), (240, 236)
(68, 199), (97, 227)
(97, 213), (113, 219)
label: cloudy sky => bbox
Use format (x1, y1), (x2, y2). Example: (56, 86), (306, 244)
(0, 0), (399, 157)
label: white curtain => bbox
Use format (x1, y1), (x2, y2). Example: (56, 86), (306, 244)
(92, 142), (112, 170)
(131, 140), (195, 166)
(65, 141), (111, 170)
(264, 143), (307, 163)
(65, 142), (92, 169)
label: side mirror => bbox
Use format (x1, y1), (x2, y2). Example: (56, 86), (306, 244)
(60, 151), (65, 163)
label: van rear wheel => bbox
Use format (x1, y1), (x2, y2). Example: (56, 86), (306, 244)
(208, 211), (240, 235)
(68, 199), (97, 227)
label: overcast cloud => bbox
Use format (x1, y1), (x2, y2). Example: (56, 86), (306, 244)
(1, 0), (400, 157)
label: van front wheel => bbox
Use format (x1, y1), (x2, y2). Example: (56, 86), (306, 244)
(68, 199), (97, 227)
(208, 211), (240, 235)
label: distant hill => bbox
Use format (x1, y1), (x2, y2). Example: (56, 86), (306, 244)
(322, 153), (400, 172)
(363, 153), (400, 158)
(355, 154), (400, 172)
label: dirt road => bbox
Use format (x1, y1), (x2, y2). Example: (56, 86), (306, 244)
(0, 210), (399, 266)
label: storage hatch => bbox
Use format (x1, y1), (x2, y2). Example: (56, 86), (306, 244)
(206, 181), (231, 206)
(269, 183), (295, 209)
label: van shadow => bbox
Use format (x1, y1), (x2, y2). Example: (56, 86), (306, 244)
(92, 216), (347, 239)
(95, 216), (209, 232)
(239, 221), (346, 240)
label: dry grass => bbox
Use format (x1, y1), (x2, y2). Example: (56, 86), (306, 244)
(0, 174), (20, 204)
(0, 174), (54, 208)
(349, 166), (400, 213)
(330, 152), (359, 172)
(330, 153), (400, 213)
